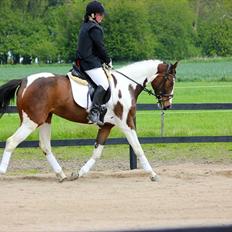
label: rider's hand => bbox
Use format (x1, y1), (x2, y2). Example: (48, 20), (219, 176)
(107, 59), (113, 69)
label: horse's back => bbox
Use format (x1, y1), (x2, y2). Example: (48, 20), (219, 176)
(17, 73), (72, 124)
(18, 73), (69, 99)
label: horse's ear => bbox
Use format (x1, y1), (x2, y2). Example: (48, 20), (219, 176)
(172, 61), (178, 69)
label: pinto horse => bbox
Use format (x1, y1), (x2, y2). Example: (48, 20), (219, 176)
(0, 60), (177, 182)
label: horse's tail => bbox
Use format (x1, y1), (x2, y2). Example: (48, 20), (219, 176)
(0, 79), (22, 118)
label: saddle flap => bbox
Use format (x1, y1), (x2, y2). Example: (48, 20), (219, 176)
(67, 72), (91, 109)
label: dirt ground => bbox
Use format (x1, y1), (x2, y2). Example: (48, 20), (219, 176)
(0, 163), (232, 232)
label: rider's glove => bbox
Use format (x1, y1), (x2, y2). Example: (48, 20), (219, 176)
(107, 59), (113, 69)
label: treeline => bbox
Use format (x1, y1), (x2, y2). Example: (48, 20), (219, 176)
(0, 0), (231, 64)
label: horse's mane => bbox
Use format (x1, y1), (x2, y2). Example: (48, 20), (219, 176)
(116, 60), (163, 81)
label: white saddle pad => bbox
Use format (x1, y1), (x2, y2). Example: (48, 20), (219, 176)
(67, 72), (91, 109)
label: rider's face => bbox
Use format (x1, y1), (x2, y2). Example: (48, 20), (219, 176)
(95, 13), (104, 23)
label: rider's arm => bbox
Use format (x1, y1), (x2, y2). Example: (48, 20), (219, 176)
(89, 27), (111, 65)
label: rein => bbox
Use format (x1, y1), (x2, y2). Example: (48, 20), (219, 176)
(112, 68), (156, 97)
(111, 65), (174, 103)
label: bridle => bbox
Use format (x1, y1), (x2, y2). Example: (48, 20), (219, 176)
(154, 64), (176, 105)
(111, 63), (176, 104)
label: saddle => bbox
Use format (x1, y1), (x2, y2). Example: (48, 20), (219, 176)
(67, 64), (111, 124)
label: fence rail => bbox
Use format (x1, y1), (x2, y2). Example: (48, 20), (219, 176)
(4, 103), (232, 113)
(137, 103), (232, 110)
(1, 136), (232, 149)
(1, 104), (232, 169)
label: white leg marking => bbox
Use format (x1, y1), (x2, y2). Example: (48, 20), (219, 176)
(39, 123), (64, 175)
(121, 125), (158, 179)
(0, 151), (11, 174)
(78, 145), (104, 177)
(0, 112), (37, 174)
(46, 153), (62, 174)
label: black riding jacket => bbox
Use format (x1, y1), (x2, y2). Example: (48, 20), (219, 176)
(76, 20), (110, 71)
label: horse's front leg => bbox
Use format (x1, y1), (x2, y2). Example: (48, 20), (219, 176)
(70, 124), (113, 180)
(119, 117), (159, 182)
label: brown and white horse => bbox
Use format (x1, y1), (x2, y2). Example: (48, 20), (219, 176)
(0, 60), (177, 182)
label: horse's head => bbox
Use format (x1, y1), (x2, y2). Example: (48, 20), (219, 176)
(151, 62), (178, 110)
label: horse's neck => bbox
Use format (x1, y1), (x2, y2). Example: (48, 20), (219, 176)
(117, 60), (161, 86)
(110, 60), (161, 103)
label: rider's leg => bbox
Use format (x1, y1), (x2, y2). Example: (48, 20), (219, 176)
(88, 85), (107, 125)
(85, 68), (109, 125)
(85, 67), (109, 91)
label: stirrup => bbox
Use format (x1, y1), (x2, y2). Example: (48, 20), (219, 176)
(87, 108), (104, 126)
(87, 115), (104, 126)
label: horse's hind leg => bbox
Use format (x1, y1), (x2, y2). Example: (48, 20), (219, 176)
(39, 123), (67, 182)
(0, 112), (38, 174)
(71, 124), (113, 180)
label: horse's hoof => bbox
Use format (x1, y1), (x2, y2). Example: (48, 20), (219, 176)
(0, 168), (6, 175)
(0, 171), (4, 179)
(57, 176), (67, 183)
(68, 172), (79, 181)
(150, 175), (160, 182)
(56, 171), (67, 183)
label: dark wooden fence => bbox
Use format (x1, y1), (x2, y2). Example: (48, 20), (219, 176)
(1, 103), (232, 169)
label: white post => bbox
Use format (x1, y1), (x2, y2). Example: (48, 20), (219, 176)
(161, 110), (165, 137)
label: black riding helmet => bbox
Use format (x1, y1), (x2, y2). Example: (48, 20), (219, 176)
(86, 1), (106, 16)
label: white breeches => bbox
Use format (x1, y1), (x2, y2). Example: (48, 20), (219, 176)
(85, 67), (109, 90)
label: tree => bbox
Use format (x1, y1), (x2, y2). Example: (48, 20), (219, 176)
(148, 0), (199, 60)
(43, 0), (85, 62)
(103, 0), (157, 61)
(196, 0), (232, 56)
(0, 0), (231, 64)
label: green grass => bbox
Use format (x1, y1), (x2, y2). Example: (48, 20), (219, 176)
(139, 81), (232, 103)
(0, 111), (232, 170)
(1, 143), (231, 165)
(0, 110), (231, 141)
(0, 64), (71, 81)
(177, 57), (232, 82)
(10, 169), (40, 176)
(0, 62), (125, 82)
(0, 57), (232, 82)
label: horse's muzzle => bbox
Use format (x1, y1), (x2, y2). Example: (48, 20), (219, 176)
(163, 104), (171, 110)
(158, 103), (172, 110)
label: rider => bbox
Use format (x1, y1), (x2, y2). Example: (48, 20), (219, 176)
(76, 0), (112, 125)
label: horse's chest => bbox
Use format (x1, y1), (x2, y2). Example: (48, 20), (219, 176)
(104, 86), (133, 124)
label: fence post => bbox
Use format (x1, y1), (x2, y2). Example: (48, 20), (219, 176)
(161, 110), (165, 137)
(129, 116), (137, 169)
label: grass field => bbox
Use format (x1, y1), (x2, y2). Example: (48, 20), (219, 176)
(0, 57), (232, 82)
(0, 58), (232, 171)
(177, 57), (232, 81)
(139, 81), (232, 103)
(0, 110), (232, 141)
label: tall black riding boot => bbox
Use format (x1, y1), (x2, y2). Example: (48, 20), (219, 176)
(88, 85), (107, 126)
